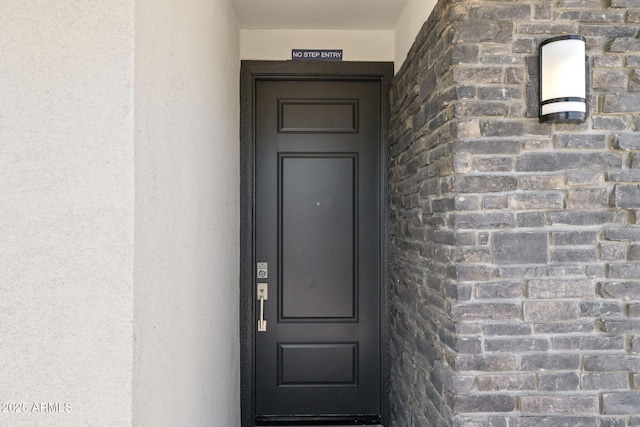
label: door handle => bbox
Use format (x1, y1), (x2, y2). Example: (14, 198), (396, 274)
(257, 283), (268, 332)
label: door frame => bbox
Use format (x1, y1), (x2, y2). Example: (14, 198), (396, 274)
(240, 60), (393, 427)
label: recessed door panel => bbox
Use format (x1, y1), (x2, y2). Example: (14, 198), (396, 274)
(279, 99), (359, 133)
(280, 155), (357, 320)
(279, 343), (358, 386)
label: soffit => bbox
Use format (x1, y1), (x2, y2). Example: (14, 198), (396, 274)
(231, 0), (407, 30)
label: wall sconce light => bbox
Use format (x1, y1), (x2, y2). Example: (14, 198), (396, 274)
(539, 35), (587, 123)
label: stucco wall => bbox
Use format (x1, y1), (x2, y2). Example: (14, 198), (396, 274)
(241, 29), (394, 62)
(0, 1), (134, 426)
(133, 0), (241, 426)
(394, 0), (437, 71)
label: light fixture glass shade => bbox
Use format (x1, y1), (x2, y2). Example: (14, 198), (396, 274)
(539, 35), (587, 123)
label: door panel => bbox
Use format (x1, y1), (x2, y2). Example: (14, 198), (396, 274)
(281, 155), (356, 320)
(254, 79), (381, 424)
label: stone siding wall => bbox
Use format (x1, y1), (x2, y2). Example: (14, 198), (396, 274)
(389, 0), (640, 426)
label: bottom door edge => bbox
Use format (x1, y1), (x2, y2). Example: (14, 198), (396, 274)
(255, 414), (381, 426)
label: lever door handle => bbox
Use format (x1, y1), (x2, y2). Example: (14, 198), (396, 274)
(257, 283), (268, 332)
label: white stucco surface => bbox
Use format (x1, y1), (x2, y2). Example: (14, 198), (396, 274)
(0, 1), (134, 426)
(394, 0), (437, 70)
(133, 0), (241, 426)
(241, 29), (394, 62)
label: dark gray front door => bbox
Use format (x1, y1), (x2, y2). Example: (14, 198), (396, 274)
(253, 78), (382, 425)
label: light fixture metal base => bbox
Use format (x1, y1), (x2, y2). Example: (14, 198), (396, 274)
(539, 111), (587, 124)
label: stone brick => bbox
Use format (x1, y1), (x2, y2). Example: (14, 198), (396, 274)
(601, 418), (627, 427)
(538, 372), (580, 392)
(583, 24), (637, 37)
(599, 281), (640, 299)
(582, 373), (629, 390)
(454, 67), (503, 84)
(628, 302), (640, 317)
(469, 4), (531, 21)
(455, 354), (517, 372)
(548, 211), (626, 226)
(612, 134), (640, 150)
(483, 194), (508, 209)
(604, 228), (640, 241)
(518, 175), (564, 191)
(455, 101), (508, 117)
(451, 212), (516, 229)
(485, 337), (548, 352)
(505, 67), (524, 85)
(603, 94), (640, 113)
(513, 39), (535, 54)
(558, 0), (601, 6)
(593, 70), (627, 91)
(517, 152), (622, 171)
(607, 263), (640, 279)
(451, 44), (480, 65)
(552, 231), (599, 245)
(580, 300), (624, 317)
(584, 354), (640, 372)
(451, 302), (520, 321)
(476, 282), (524, 299)
(607, 170), (640, 183)
(517, 212), (546, 227)
(484, 323), (531, 336)
(594, 56), (624, 68)
(500, 265), (584, 278)
(611, 0), (640, 6)
(521, 395), (599, 414)
(455, 336), (482, 354)
(552, 336), (625, 351)
(534, 322), (594, 334)
(453, 21), (513, 44)
(523, 301), (580, 322)
(566, 188), (609, 209)
(451, 416), (484, 427)
(630, 245), (640, 260)
(551, 247), (599, 263)
(455, 139), (521, 155)
(453, 246), (492, 263)
(509, 192), (564, 210)
(452, 175), (518, 193)
(493, 232), (548, 265)
(518, 22), (579, 34)
(528, 279), (594, 298)
(593, 116), (629, 130)
(456, 85), (477, 100)
(614, 185), (640, 209)
(477, 373), (536, 391)
(450, 265), (499, 282)
(496, 417), (597, 427)
(630, 69), (640, 92)
(453, 394), (516, 413)
(557, 11), (626, 22)
(603, 392), (640, 415)
(609, 37), (640, 53)
(481, 120), (549, 138)
(566, 171), (604, 186)
(478, 87), (522, 101)
(597, 318), (640, 334)
(555, 133), (607, 149)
